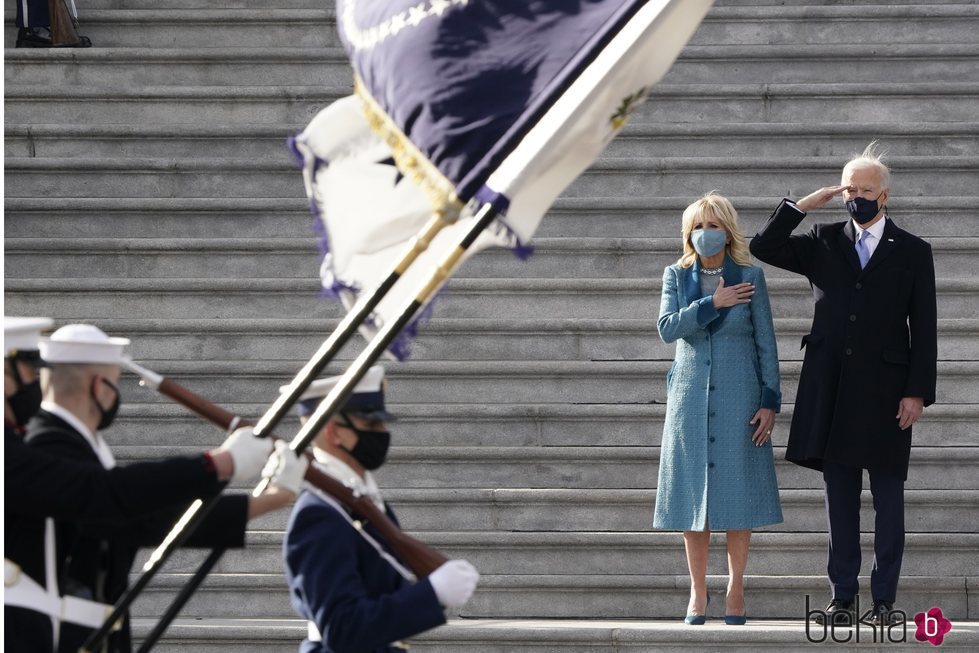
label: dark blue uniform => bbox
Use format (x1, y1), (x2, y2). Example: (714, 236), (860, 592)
(7, 410), (248, 653)
(283, 489), (445, 653)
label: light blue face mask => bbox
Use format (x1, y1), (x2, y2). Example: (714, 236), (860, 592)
(691, 228), (727, 257)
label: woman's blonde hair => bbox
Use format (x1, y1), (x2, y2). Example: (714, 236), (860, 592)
(678, 191), (752, 268)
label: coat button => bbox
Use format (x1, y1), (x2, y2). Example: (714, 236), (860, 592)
(855, 282), (863, 289)
(709, 437), (716, 443)
(709, 385), (716, 391)
(705, 360), (711, 366)
(708, 462), (715, 469)
(849, 314), (857, 322)
(846, 348), (853, 355)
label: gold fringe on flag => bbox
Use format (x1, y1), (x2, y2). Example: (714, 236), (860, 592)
(353, 75), (463, 216)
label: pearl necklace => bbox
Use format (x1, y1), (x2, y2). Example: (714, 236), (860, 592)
(701, 266), (723, 276)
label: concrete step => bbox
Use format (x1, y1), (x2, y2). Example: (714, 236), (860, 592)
(4, 10), (336, 49)
(5, 237), (977, 279)
(658, 44), (979, 85)
(4, 316), (973, 363)
(39, 358), (979, 406)
(130, 575), (973, 625)
(4, 123), (302, 160)
(7, 277), (977, 320)
(695, 4), (979, 46)
(114, 444), (979, 492)
(133, 530), (979, 577)
(129, 617), (979, 653)
(635, 82), (979, 125)
(6, 154), (977, 199)
(8, 4), (978, 50)
(11, 121), (979, 161)
(130, 574), (973, 622)
(2, 85), (340, 125)
(108, 402), (979, 449)
(5, 196), (976, 239)
(369, 489), (979, 534)
(608, 122), (979, 159)
(3, 47), (352, 87)
(5, 82), (979, 127)
(6, 44), (978, 87)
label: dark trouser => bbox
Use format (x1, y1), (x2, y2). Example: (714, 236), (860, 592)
(16, 0), (51, 29)
(822, 461), (905, 603)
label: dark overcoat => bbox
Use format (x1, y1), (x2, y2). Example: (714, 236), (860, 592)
(9, 410), (249, 653)
(749, 200), (937, 479)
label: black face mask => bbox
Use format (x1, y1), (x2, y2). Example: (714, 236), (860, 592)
(845, 192), (885, 225)
(338, 414), (391, 471)
(7, 359), (42, 427)
(93, 378), (121, 431)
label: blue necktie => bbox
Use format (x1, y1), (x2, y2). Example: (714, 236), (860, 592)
(856, 231), (871, 269)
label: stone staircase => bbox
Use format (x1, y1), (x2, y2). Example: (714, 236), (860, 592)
(5, 1), (978, 651)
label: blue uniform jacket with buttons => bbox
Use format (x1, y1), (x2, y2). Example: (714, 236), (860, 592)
(283, 489), (445, 653)
(653, 255), (783, 531)
(750, 200), (937, 480)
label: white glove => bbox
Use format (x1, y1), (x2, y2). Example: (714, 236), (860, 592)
(428, 559), (479, 609)
(219, 427), (273, 484)
(261, 440), (308, 495)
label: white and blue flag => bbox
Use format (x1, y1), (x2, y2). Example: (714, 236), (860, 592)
(292, 0), (714, 358)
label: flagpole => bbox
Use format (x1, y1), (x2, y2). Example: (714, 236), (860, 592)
(135, 202), (495, 652)
(274, 201), (498, 482)
(80, 210), (456, 653)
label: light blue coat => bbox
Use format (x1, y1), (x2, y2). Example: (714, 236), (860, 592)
(653, 256), (783, 531)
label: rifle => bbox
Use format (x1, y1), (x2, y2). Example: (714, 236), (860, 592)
(124, 357), (448, 577)
(121, 359), (448, 651)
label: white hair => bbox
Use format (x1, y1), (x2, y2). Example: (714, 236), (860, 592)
(843, 140), (891, 190)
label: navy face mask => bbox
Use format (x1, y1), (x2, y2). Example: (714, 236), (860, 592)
(845, 192), (885, 225)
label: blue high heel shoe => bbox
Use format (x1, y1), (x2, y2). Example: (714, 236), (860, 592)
(684, 594), (710, 625)
(725, 596), (747, 625)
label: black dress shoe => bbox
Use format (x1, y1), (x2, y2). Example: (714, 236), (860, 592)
(813, 599), (856, 625)
(870, 600), (903, 627)
(16, 27), (52, 47)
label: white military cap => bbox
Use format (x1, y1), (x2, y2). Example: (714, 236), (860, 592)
(4, 317), (55, 356)
(279, 365), (394, 419)
(40, 324), (131, 365)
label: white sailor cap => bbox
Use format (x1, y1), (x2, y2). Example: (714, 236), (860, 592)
(280, 365), (395, 420)
(40, 324), (131, 366)
(4, 317), (55, 357)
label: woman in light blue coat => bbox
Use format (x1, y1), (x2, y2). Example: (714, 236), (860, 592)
(654, 192), (782, 626)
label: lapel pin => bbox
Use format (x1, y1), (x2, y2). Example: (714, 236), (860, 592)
(887, 238), (894, 242)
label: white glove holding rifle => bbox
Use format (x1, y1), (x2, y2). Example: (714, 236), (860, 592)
(261, 440), (309, 497)
(219, 426), (273, 484)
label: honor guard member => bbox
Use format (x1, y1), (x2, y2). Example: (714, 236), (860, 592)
(283, 366), (479, 653)
(4, 317), (307, 652)
(4, 317), (53, 434)
(8, 323), (306, 653)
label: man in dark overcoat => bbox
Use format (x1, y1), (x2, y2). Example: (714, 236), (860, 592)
(749, 145), (937, 626)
